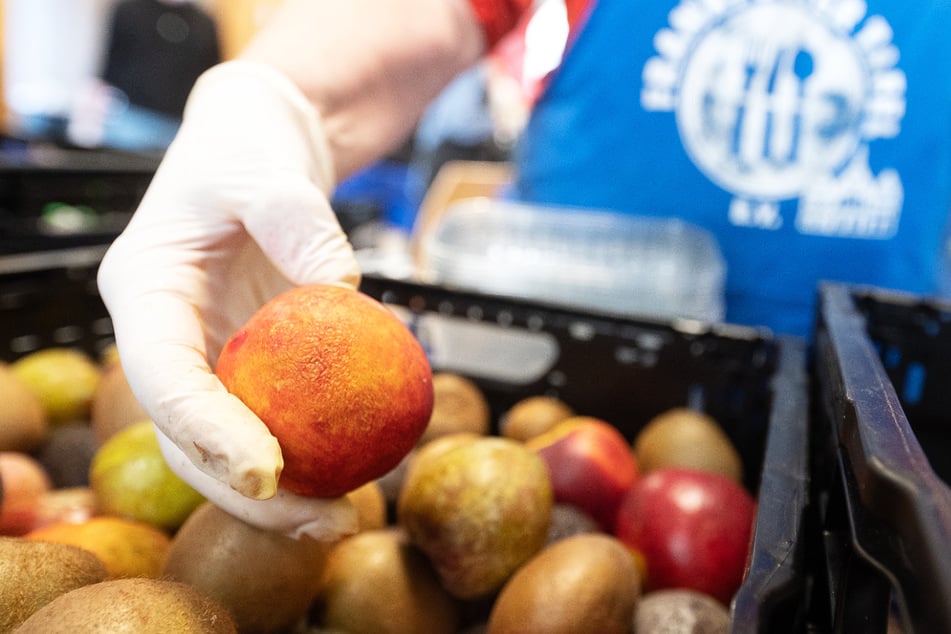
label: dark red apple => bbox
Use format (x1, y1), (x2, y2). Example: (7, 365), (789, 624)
(526, 416), (639, 530)
(613, 467), (755, 605)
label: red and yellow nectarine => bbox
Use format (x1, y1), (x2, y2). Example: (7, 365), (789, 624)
(215, 284), (434, 498)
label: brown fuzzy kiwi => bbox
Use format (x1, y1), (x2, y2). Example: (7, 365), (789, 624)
(633, 408), (743, 483)
(346, 480), (388, 532)
(499, 395), (575, 443)
(545, 502), (602, 545)
(487, 533), (641, 634)
(89, 361), (149, 444)
(162, 501), (332, 634)
(14, 577), (237, 633)
(0, 537), (109, 632)
(419, 373), (491, 445)
(632, 589), (731, 634)
(313, 527), (460, 634)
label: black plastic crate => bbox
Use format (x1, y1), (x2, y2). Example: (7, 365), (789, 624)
(359, 275), (812, 634)
(810, 283), (951, 634)
(0, 150), (157, 254)
(0, 246), (113, 361)
(0, 256), (813, 633)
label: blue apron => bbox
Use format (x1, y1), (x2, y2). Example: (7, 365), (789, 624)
(512, 0), (951, 337)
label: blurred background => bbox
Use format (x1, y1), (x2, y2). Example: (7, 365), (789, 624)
(4, 0), (255, 152)
(0, 0), (721, 325)
(0, 0), (561, 255)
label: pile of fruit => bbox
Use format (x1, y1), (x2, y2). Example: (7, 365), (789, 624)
(364, 376), (755, 634)
(0, 285), (758, 634)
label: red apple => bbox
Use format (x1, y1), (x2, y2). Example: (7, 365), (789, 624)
(613, 467), (755, 605)
(526, 417), (639, 530)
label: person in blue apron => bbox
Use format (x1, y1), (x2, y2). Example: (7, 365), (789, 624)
(512, 0), (951, 338)
(96, 0), (951, 534)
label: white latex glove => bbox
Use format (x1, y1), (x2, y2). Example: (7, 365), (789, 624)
(97, 60), (362, 540)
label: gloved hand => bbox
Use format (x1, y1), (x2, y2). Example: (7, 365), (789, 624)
(97, 60), (362, 540)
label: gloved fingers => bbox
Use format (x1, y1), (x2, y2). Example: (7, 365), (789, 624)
(95, 60), (356, 507)
(99, 254), (284, 500)
(240, 178), (361, 290)
(156, 427), (359, 541)
(151, 375), (285, 500)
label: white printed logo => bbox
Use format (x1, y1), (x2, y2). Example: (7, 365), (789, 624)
(642, 0), (906, 237)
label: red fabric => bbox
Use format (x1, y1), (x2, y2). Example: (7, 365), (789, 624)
(564, 0), (591, 32)
(487, 0), (597, 105)
(467, 0), (534, 49)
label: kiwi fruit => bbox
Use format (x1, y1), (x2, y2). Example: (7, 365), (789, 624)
(15, 577), (237, 633)
(0, 363), (48, 453)
(162, 501), (332, 634)
(312, 527), (460, 634)
(499, 395), (575, 442)
(419, 373), (491, 445)
(486, 533), (641, 634)
(0, 536), (108, 632)
(89, 361), (149, 444)
(546, 502), (601, 545)
(633, 408), (743, 483)
(345, 480), (387, 532)
(632, 588), (730, 634)
(33, 422), (100, 488)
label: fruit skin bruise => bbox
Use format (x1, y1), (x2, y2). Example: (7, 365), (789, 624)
(216, 284), (434, 499)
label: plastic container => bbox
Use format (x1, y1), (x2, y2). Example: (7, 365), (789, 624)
(811, 283), (951, 634)
(418, 198), (727, 322)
